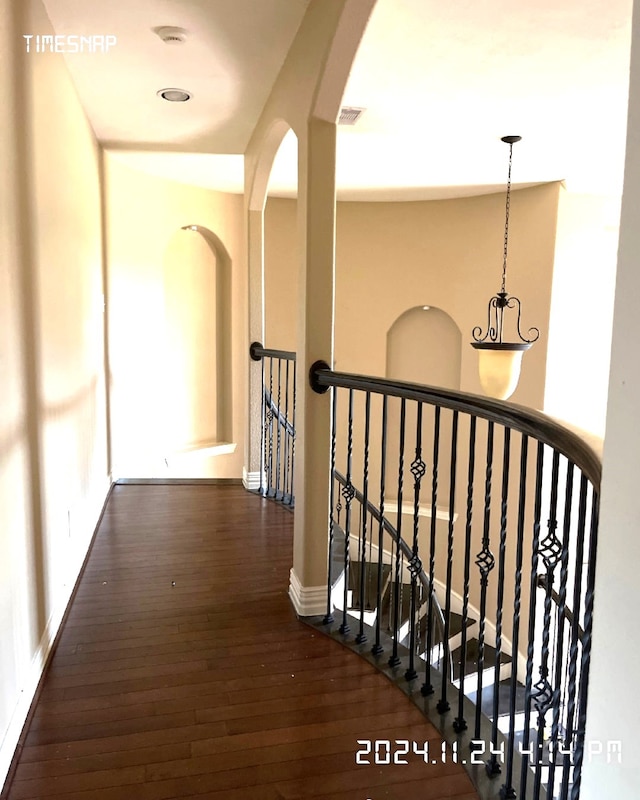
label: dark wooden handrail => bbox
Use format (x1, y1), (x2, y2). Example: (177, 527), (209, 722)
(310, 363), (601, 489)
(250, 341), (296, 362)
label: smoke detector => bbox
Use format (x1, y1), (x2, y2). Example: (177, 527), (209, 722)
(338, 107), (365, 125)
(154, 26), (188, 44)
(157, 88), (191, 102)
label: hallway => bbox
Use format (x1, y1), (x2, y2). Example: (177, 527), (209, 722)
(2, 484), (479, 800)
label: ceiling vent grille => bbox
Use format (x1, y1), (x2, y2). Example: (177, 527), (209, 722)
(338, 106), (365, 125)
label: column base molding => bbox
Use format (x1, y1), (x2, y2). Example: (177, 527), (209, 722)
(288, 568), (327, 617)
(242, 468), (262, 491)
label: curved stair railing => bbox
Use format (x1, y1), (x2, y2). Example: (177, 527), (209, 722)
(250, 342), (296, 506)
(309, 361), (600, 800)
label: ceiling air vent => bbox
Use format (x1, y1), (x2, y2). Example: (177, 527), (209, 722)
(338, 106), (365, 125)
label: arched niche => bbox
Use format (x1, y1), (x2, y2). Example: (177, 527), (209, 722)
(162, 225), (233, 454)
(386, 305), (462, 389)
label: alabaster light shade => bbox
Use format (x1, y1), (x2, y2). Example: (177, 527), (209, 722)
(473, 343), (530, 401)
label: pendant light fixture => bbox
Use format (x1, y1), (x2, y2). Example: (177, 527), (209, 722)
(471, 135), (539, 400)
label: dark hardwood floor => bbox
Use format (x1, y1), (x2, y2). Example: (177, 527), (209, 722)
(2, 484), (480, 800)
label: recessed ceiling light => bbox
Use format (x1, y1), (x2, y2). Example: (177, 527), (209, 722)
(157, 88), (191, 102)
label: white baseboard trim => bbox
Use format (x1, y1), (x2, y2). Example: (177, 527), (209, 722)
(289, 568), (327, 617)
(0, 479), (112, 793)
(0, 606), (62, 790)
(242, 467), (262, 491)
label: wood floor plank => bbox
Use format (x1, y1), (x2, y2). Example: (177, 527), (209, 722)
(2, 485), (479, 800)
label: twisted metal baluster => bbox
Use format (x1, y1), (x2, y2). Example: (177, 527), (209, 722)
(570, 492), (599, 800)
(533, 450), (562, 797)
(488, 426), (511, 776)
(283, 358), (291, 502)
(389, 398), (406, 668)
(454, 415), (477, 733)
(259, 356), (266, 495)
(323, 387), (339, 625)
(559, 476), (588, 800)
(406, 402), (425, 681)
(437, 409), (458, 714)
(372, 396), (387, 656)
(266, 358), (274, 496)
(519, 442), (545, 798)
(290, 360), (297, 504)
(356, 392), (371, 645)
(474, 421), (496, 745)
(501, 434), (529, 799)
(547, 461), (575, 795)
(422, 406), (441, 697)
(340, 389), (355, 635)
(275, 358), (282, 500)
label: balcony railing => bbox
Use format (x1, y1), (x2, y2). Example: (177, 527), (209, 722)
(250, 342), (296, 506)
(249, 345), (601, 800)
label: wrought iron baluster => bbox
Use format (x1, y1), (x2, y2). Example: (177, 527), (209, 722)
(389, 398), (407, 668)
(474, 421), (496, 744)
(260, 356), (266, 495)
(519, 442), (546, 799)
(437, 409), (458, 714)
(501, 433), (529, 799)
(406, 402), (425, 681)
(266, 357), (275, 496)
(454, 415), (477, 733)
(559, 475), (588, 799)
(569, 491), (599, 800)
(356, 392), (371, 644)
(340, 389), (355, 636)
(422, 406), (441, 697)
(323, 388), (339, 625)
(373, 395), (388, 656)
(547, 461), (575, 796)
(488, 426), (511, 777)
(533, 450), (562, 797)
(290, 360), (297, 504)
(275, 358), (282, 500)
(283, 358), (291, 502)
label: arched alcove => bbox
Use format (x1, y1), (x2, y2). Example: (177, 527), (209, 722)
(386, 305), (462, 389)
(162, 225), (233, 455)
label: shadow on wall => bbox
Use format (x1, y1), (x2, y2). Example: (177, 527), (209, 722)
(163, 225), (233, 451)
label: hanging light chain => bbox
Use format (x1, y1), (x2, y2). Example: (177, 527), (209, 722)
(501, 139), (515, 295)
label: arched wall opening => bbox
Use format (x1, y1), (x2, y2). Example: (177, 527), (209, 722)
(386, 305), (462, 389)
(162, 225), (233, 460)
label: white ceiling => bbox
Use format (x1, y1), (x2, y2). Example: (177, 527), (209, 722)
(43, 0), (633, 200)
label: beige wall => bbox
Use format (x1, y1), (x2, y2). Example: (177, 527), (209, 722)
(105, 156), (244, 479)
(545, 187), (620, 436)
(0, 0), (109, 783)
(264, 197), (299, 351)
(266, 184), (560, 409)
(583, 0), (640, 789)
